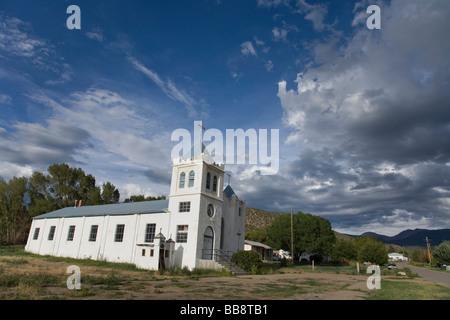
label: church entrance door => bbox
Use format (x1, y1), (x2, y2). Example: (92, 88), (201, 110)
(202, 227), (214, 260)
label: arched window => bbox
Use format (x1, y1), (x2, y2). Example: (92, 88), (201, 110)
(179, 172), (185, 188)
(213, 175), (217, 192)
(206, 172), (211, 189)
(188, 170), (195, 187)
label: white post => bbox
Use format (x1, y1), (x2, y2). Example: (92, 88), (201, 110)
(312, 260), (314, 271)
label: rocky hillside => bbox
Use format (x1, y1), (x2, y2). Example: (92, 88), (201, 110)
(245, 207), (287, 232)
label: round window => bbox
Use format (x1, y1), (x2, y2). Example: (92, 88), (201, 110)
(207, 204), (214, 218)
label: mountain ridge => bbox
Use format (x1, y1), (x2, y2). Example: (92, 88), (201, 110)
(346, 228), (450, 247)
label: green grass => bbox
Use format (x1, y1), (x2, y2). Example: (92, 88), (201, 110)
(367, 281), (450, 300)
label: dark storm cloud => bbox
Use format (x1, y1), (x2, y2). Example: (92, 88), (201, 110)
(0, 119), (92, 166)
(143, 169), (172, 185)
(240, 0), (450, 234)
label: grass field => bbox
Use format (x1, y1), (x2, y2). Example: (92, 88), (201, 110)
(0, 245), (449, 300)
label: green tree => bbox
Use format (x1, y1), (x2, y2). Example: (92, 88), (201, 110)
(28, 171), (56, 217)
(432, 241), (450, 265)
(124, 195), (166, 203)
(245, 230), (267, 243)
(0, 177), (29, 243)
(332, 239), (358, 261)
(101, 182), (120, 204)
(266, 211), (336, 260)
(357, 238), (388, 265)
(30, 164), (120, 209)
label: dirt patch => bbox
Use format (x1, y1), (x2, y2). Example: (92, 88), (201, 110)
(0, 255), (370, 300)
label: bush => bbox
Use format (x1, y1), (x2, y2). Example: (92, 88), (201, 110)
(358, 240), (388, 266)
(231, 250), (262, 273)
(432, 241), (450, 266)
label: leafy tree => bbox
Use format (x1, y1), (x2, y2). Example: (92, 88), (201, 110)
(0, 177), (29, 243)
(266, 211), (336, 260)
(245, 230), (267, 244)
(432, 241), (450, 265)
(28, 171), (56, 217)
(332, 239), (358, 261)
(0, 163), (121, 244)
(124, 195), (166, 203)
(357, 238), (388, 265)
(101, 182), (120, 204)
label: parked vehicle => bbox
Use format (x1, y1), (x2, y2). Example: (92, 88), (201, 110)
(387, 263), (397, 269)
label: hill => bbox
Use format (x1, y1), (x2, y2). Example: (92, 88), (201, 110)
(348, 228), (450, 247)
(245, 207), (287, 232)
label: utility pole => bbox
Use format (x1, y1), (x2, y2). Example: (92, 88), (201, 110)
(426, 236), (432, 266)
(291, 209), (294, 264)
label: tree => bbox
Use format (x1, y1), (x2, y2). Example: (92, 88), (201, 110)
(124, 195), (166, 203)
(0, 177), (29, 243)
(28, 171), (56, 217)
(432, 241), (450, 265)
(332, 239), (358, 261)
(266, 211), (336, 260)
(245, 230), (267, 244)
(357, 238), (388, 265)
(101, 182), (120, 204)
(0, 163), (121, 244)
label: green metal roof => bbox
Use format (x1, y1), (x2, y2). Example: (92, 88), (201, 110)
(32, 199), (169, 220)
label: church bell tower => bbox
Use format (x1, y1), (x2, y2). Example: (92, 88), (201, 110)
(167, 141), (225, 269)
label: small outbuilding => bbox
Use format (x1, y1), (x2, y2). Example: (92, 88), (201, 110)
(244, 240), (273, 261)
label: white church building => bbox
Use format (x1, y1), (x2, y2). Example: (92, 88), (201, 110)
(25, 146), (246, 271)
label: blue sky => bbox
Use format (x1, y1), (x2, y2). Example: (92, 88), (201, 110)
(1, 0), (449, 236)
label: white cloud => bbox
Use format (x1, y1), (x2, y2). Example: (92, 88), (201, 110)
(272, 27), (288, 42)
(85, 27), (104, 42)
(257, 0), (284, 8)
(0, 94), (12, 104)
(26, 88), (172, 169)
(296, 0), (334, 32)
(128, 56), (198, 117)
(240, 41), (257, 57)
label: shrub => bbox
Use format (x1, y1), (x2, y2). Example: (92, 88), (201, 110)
(432, 241), (450, 266)
(231, 250), (262, 273)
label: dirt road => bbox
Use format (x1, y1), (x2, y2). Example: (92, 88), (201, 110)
(397, 262), (450, 287)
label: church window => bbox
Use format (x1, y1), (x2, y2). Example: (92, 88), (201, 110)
(114, 224), (125, 242)
(213, 176), (217, 192)
(188, 170), (195, 187)
(33, 228), (40, 240)
(179, 201), (191, 212)
(176, 225), (188, 243)
(179, 172), (185, 188)
(207, 204), (215, 218)
(142, 249), (146, 256)
(48, 226), (56, 241)
(150, 249), (154, 257)
(206, 172), (211, 189)
(89, 225), (98, 242)
(67, 225), (76, 241)
(145, 223), (156, 242)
